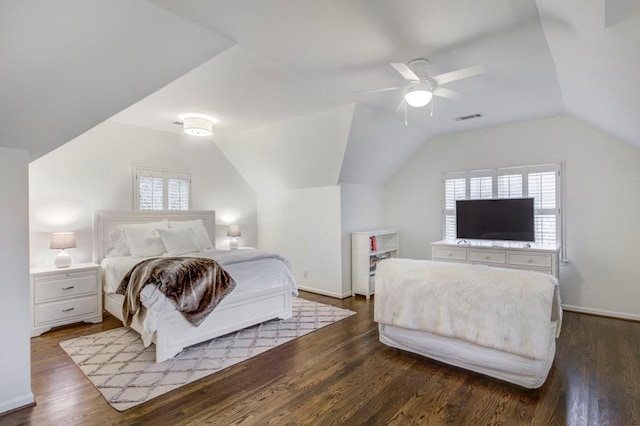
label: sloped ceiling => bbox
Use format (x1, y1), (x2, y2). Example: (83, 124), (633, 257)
(0, 0), (232, 160)
(216, 104), (355, 192)
(539, 0), (640, 150)
(114, 0), (566, 188)
(5, 0), (640, 186)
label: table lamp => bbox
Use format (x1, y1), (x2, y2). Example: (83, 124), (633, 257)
(50, 232), (76, 268)
(227, 225), (241, 250)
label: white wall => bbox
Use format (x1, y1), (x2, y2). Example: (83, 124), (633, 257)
(340, 183), (386, 294)
(29, 121), (257, 267)
(0, 148), (33, 413)
(216, 104), (354, 192)
(339, 103), (427, 185)
(258, 186), (344, 298)
(386, 115), (640, 319)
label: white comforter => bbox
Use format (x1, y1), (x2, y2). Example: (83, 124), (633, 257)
(102, 249), (298, 345)
(374, 259), (562, 360)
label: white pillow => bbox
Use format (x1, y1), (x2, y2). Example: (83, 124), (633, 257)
(157, 227), (201, 256)
(119, 220), (168, 257)
(169, 219), (214, 250)
(105, 229), (130, 257)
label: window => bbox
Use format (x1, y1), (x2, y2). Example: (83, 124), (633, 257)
(134, 166), (191, 211)
(442, 163), (563, 250)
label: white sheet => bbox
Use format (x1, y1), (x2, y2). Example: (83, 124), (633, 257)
(101, 249), (298, 343)
(379, 321), (557, 389)
(374, 259), (561, 360)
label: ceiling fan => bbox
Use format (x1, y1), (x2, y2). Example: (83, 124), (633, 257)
(359, 58), (487, 121)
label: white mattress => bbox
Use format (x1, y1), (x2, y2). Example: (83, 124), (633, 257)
(378, 321), (558, 389)
(101, 250), (297, 339)
(101, 249), (296, 295)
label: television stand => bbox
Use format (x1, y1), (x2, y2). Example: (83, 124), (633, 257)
(431, 240), (560, 278)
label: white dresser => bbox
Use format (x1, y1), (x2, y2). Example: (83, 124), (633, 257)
(30, 263), (102, 336)
(431, 240), (561, 278)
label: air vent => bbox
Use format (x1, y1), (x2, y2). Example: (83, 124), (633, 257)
(454, 113), (483, 122)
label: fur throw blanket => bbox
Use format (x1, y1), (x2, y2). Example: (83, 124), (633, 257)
(374, 259), (562, 360)
(116, 257), (236, 328)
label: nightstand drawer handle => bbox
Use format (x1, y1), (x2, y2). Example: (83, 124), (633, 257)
(62, 307), (75, 312)
(62, 286), (75, 290)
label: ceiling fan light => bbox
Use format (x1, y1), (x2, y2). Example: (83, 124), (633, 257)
(183, 117), (213, 136)
(404, 88), (433, 108)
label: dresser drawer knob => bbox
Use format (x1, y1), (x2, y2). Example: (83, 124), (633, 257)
(62, 307), (75, 313)
(527, 258), (533, 263)
(62, 286), (75, 290)
(485, 255), (490, 260)
(447, 252), (453, 257)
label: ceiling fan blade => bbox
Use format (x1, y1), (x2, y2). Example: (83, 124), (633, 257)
(433, 87), (467, 101)
(433, 65), (487, 85)
(390, 63), (420, 81)
(354, 86), (403, 94)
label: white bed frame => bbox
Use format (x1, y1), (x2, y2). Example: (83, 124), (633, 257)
(94, 210), (293, 362)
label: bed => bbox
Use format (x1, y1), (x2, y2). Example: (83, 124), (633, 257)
(94, 210), (297, 362)
(374, 258), (562, 389)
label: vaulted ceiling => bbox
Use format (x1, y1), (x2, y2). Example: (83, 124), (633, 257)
(2, 0), (639, 188)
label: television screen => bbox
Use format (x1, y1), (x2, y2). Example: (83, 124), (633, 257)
(456, 198), (535, 242)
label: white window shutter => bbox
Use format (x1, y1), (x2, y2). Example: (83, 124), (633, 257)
(443, 172), (467, 239)
(469, 170), (494, 199)
(527, 164), (559, 245)
(134, 166), (191, 211)
(167, 177), (190, 211)
(442, 163), (563, 250)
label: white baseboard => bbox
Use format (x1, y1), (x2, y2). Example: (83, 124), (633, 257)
(562, 304), (640, 322)
(0, 392), (34, 415)
(297, 285), (350, 299)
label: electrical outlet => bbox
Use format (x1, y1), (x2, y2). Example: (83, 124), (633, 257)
(303, 270), (308, 278)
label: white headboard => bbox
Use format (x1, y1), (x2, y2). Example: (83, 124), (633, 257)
(93, 210), (216, 263)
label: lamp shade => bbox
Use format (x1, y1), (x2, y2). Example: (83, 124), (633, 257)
(183, 117), (213, 136)
(227, 225), (241, 237)
(404, 87), (433, 107)
(50, 232), (76, 249)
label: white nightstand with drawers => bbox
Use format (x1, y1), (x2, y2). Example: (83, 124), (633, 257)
(30, 263), (102, 337)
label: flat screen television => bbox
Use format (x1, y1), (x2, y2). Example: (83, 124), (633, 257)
(456, 198), (535, 242)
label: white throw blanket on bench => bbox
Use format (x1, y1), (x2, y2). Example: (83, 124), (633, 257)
(374, 259), (562, 360)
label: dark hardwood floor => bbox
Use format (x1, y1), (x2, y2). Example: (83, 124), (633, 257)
(3, 291), (639, 425)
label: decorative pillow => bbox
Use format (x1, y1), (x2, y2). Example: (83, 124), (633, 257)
(169, 219), (214, 250)
(157, 227), (201, 256)
(119, 220), (168, 257)
(105, 229), (130, 257)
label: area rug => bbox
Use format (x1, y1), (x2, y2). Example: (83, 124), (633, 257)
(60, 297), (355, 411)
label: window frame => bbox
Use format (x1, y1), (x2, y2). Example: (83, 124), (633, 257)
(442, 162), (565, 261)
(133, 165), (192, 211)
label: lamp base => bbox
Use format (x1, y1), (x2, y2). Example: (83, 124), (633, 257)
(229, 238), (238, 250)
(55, 250), (72, 268)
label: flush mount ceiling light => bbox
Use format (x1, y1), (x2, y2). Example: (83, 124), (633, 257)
(404, 85), (433, 108)
(183, 117), (213, 136)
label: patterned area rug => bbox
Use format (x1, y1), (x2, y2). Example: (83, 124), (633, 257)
(60, 297), (355, 411)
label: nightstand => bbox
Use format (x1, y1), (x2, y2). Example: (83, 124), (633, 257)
(30, 263), (102, 337)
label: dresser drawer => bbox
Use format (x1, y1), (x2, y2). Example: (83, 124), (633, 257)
(469, 250), (506, 264)
(34, 273), (97, 303)
(35, 295), (98, 325)
(433, 247), (467, 261)
(508, 252), (552, 268)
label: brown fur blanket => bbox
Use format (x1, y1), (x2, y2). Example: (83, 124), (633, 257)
(116, 257), (236, 327)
